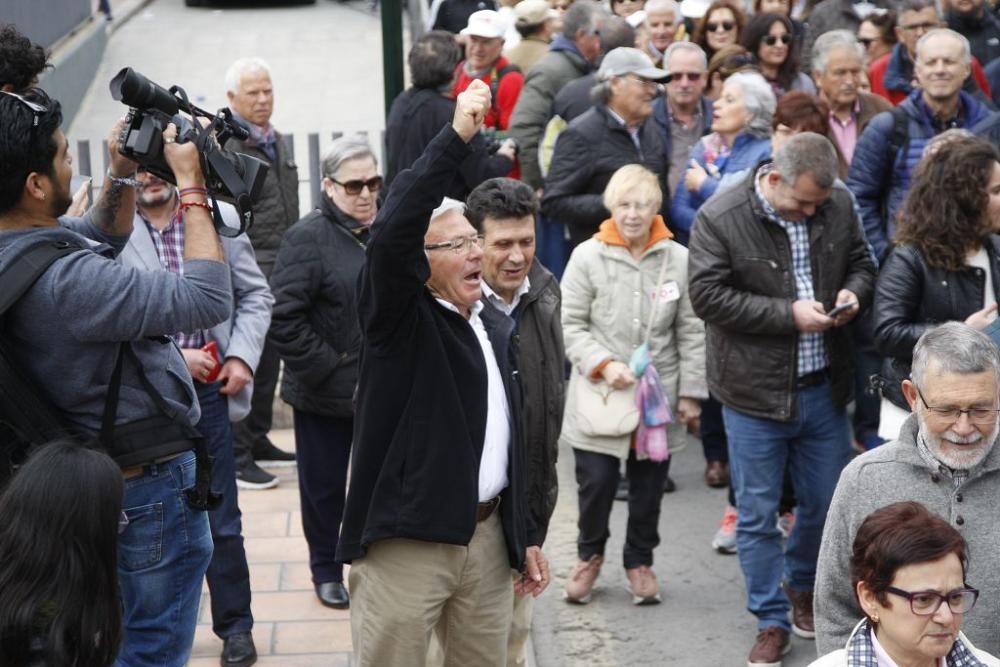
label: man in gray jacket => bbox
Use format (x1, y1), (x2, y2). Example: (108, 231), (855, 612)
(815, 323), (1000, 657)
(0, 89), (232, 667)
(121, 171), (274, 667)
(465, 177), (564, 667)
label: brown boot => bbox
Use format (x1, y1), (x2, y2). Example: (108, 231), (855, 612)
(563, 555), (603, 604)
(747, 626), (790, 666)
(783, 582), (815, 638)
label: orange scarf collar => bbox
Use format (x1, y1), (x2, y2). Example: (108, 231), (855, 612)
(593, 215), (673, 250)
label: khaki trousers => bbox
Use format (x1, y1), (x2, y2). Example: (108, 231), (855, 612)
(506, 590), (533, 667)
(349, 512), (514, 667)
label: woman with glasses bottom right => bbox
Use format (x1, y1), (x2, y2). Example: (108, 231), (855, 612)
(810, 501), (999, 666)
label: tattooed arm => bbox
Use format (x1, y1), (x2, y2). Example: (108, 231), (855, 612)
(88, 118), (139, 236)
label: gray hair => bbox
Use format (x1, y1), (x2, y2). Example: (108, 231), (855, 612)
(911, 322), (1000, 388)
(811, 30), (864, 74)
(321, 136), (377, 179)
(564, 1), (608, 39)
(430, 197), (466, 223)
(644, 0), (680, 17)
(916, 28), (972, 66)
(922, 128), (974, 157)
(224, 57), (272, 94)
(772, 132), (839, 189)
(664, 41), (708, 69)
(725, 71), (775, 138)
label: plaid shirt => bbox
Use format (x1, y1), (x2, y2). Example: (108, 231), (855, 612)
(846, 618), (987, 666)
(754, 167), (827, 377)
(140, 205), (206, 350)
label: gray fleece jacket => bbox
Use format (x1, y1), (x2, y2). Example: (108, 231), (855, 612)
(0, 217), (233, 433)
(814, 413), (1000, 657)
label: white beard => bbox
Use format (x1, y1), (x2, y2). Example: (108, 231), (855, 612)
(917, 411), (999, 470)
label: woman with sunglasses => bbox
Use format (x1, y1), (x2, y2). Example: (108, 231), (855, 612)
(858, 11), (897, 66)
(693, 0), (746, 62)
(810, 501), (999, 666)
(610, 0), (645, 19)
(268, 136), (382, 611)
(742, 12), (815, 99)
(873, 136), (1000, 441)
(0, 442), (124, 667)
(704, 44), (755, 99)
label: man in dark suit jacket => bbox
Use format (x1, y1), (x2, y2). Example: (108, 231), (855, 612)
(337, 81), (550, 667)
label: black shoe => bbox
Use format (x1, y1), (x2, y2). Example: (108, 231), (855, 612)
(315, 581), (350, 609)
(221, 632), (257, 667)
(253, 439), (297, 468)
(614, 476), (629, 501)
(662, 475), (676, 494)
(235, 458), (278, 490)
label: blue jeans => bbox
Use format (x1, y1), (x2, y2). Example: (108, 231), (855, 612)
(722, 381), (852, 631)
(198, 382), (253, 638)
(116, 450), (214, 667)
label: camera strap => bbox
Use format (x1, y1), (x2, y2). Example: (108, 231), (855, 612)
(202, 146), (254, 238)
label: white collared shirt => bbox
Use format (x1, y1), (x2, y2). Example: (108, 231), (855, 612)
(434, 298), (511, 501)
(481, 276), (531, 317)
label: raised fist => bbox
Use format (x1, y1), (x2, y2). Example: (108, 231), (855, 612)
(452, 79), (492, 143)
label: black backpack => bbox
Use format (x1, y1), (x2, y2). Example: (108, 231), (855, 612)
(0, 237), (85, 485)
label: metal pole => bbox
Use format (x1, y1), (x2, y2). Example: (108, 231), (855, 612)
(381, 0), (405, 120)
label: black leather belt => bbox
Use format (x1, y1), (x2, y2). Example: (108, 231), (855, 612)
(797, 368), (829, 388)
(477, 496), (500, 522)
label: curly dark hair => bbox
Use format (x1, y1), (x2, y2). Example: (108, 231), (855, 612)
(742, 13), (801, 91)
(895, 137), (1000, 272)
(0, 24), (49, 91)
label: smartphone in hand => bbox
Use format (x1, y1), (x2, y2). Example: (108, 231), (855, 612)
(826, 301), (858, 318)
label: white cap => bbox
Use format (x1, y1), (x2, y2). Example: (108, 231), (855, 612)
(680, 0), (712, 18)
(515, 0), (558, 26)
(597, 47), (671, 82)
(461, 10), (508, 39)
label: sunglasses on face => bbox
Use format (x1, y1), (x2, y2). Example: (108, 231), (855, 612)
(670, 71), (704, 82)
(706, 20), (735, 32)
(763, 33), (792, 46)
(857, 37), (875, 47)
(331, 176), (383, 196)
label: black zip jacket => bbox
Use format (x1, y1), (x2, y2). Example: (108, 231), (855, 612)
(336, 126), (536, 570)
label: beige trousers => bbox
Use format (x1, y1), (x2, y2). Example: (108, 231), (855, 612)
(506, 590), (534, 667)
(349, 512), (514, 667)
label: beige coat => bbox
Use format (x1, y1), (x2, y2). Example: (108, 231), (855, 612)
(560, 236), (707, 459)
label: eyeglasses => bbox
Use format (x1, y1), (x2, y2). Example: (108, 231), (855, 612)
(915, 385), (1000, 424)
(670, 71), (705, 82)
(331, 176), (383, 196)
(424, 235), (485, 254)
(0, 90), (47, 127)
(900, 20), (941, 31)
(706, 20), (736, 32)
(118, 511), (130, 535)
(857, 37), (875, 48)
(763, 33), (792, 46)
(613, 0), (643, 4)
(885, 586), (980, 616)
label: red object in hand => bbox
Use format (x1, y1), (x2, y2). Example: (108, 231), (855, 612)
(202, 340), (222, 382)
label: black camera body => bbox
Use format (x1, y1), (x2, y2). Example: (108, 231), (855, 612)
(110, 68), (268, 236)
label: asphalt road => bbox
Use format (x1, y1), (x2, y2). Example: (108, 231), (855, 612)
(69, 3), (830, 663)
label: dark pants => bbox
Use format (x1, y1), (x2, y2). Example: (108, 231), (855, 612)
(293, 409), (353, 583)
(232, 335), (280, 463)
(196, 382), (253, 638)
(852, 310), (882, 442)
(575, 447), (668, 569)
(700, 394), (728, 464)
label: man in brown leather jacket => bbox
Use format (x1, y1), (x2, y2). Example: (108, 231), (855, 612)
(687, 132), (875, 667)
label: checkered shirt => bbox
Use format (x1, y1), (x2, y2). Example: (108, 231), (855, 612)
(846, 619), (987, 666)
(141, 209), (206, 350)
(754, 167), (827, 377)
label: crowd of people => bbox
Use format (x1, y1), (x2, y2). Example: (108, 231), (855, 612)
(5, 0), (1000, 663)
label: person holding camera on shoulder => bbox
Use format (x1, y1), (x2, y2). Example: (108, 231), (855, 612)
(0, 87), (233, 667)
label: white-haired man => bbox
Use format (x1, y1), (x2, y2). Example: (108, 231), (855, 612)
(816, 323), (1000, 657)
(223, 56), (300, 488)
(337, 80), (549, 667)
(640, 0), (680, 66)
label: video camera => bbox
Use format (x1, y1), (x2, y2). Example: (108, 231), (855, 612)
(110, 67), (268, 237)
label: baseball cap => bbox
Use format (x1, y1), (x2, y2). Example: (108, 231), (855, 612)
(597, 47), (671, 82)
(515, 0), (558, 26)
(461, 10), (508, 39)
(680, 0), (712, 18)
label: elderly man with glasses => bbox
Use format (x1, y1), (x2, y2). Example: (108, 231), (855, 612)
(815, 322), (1000, 658)
(337, 79), (549, 667)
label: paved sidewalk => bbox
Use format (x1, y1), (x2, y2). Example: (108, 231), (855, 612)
(187, 429), (353, 666)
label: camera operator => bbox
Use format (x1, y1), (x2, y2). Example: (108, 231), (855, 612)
(0, 88), (233, 667)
